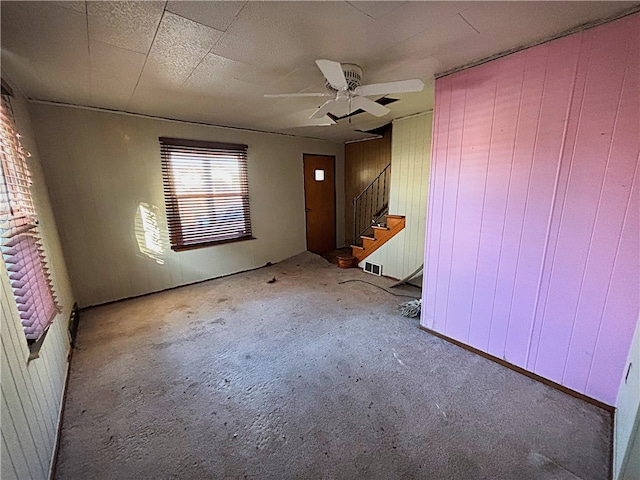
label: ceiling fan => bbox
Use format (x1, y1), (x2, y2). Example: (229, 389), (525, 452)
(265, 60), (425, 124)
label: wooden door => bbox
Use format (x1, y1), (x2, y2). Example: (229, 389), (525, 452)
(303, 154), (336, 254)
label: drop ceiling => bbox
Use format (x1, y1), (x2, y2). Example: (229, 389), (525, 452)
(1, 1), (637, 142)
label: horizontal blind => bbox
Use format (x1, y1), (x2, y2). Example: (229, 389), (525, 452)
(159, 137), (252, 250)
(0, 93), (59, 341)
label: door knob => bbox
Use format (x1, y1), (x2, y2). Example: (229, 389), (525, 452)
(305, 208), (311, 212)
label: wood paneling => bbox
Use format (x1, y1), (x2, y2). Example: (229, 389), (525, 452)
(344, 127), (391, 245)
(363, 113), (432, 282)
(422, 13), (639, 406)
(1, 91), (75, 479)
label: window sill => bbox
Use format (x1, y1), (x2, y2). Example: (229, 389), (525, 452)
(27, 326), (50, 362)
(171, 235), (256, 252)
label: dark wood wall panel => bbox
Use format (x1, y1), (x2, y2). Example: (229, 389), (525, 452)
(344, 127), (391, 244)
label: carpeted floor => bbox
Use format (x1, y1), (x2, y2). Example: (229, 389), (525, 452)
(55, 252), (611, 479)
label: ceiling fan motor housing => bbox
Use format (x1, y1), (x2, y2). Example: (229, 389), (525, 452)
(326, 63), (362, 92)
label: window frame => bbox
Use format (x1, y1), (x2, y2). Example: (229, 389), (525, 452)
(159, 137), (254, 251)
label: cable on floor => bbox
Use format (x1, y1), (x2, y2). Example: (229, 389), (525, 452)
(337, 279), (420, 299)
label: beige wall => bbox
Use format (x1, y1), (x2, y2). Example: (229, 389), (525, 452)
(362, 113), (432, 283)
(1, 90), (75, 479)
(29, 103), (345, 307)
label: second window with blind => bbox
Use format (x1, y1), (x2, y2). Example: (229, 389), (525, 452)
(159, 138), (253, 251)
(1, 89), (59, 345)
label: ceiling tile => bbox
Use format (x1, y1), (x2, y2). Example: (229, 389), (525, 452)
(429, 32), (529, 72)
(361, 1), (474, 47)
(384, 14), (480, 59)
(313, 2), (473, 72)
(366, 14), (478, 78)
(135, 11), (223, 90)
(166, 1), (247, 32)
(241, 96), (329, 127)
(362, 56), (445, 85)
(266, 65), (329, 95)
(87, 1), (165, 54)
(347, 2), (407, 19)
(460, 1), (635, 42)
(212, 1), (374, 70)
(50, 1), (86, 13)
(211, 1), (459, 86)
(89, 41), (146, 111)
(2, 1), (636, 143)
(254, 103), (328, 127)
(1, 1), (90, 102)
(129, 78), (251, 128)
(182, 53), (285, 94)
(431, 2), (637, 73)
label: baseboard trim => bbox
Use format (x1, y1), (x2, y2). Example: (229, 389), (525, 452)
(48, 354), (70, 480)
(417, 324), (615, 413)
(48, 307), (79, 480)
(79, 260), (281, 310)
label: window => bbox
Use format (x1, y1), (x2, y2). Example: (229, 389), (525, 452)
(0, 89), (59, 343)
(159, 138), (252, 251)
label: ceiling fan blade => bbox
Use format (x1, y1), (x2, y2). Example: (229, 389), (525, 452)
(351, 96), (391, 117)
(315, 59), (348, 90)
(264, 92), (332, 98)
(354, 79), (425, 96)
(281, 108), (337, 127)
(305, 116), (336, 126)
(310, 100), (337, 119)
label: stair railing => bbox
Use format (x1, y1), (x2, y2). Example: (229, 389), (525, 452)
(353, 163), (391, 245)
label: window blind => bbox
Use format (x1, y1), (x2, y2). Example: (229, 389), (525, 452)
(0, 93), (59, 341)
(159, 138), (252, 251)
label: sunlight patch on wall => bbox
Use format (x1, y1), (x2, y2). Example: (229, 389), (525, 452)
(134, 203), (166, 264)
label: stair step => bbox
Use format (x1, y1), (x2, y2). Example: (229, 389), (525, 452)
(360, 236), (376, 249)
(350, 243), (364, 259)
(386, 214), (404, 229)
(352, 215), (406, 262)
(372, 226), (388, 240)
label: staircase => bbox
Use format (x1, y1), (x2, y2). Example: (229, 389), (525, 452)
(351, 214), (405, 262)
(350, 163), (405, 263)
(353, 164), (391, 244)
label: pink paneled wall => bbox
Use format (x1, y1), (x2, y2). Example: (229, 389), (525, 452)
(422, 13), (639, 406)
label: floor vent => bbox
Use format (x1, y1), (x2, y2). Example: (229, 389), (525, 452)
(364, 261), (382, 276)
